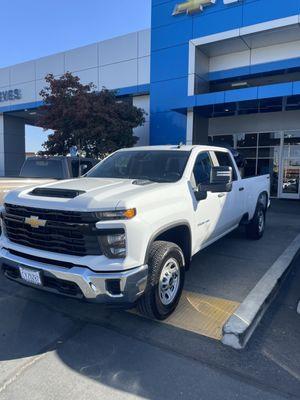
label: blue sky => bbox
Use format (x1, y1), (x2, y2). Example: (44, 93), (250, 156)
(1, 0), (151, 151)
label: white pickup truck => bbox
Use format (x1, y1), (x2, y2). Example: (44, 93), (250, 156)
(0, 145), (270, 319)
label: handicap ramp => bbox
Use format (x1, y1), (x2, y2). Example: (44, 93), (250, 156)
(133, 201), (300, 347)
(162, 291), (239, 340)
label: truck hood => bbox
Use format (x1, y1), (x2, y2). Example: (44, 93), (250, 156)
(4, 177), (163, 211)
(0, 178), (55, 205)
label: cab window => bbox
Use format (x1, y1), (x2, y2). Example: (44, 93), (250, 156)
(71, 159), (94, 177)
(214, 151), (237, 181)
(191, 152), (212, 188)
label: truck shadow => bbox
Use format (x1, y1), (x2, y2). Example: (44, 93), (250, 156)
(0, 274), (300, 399)
(0, 203), (300, 398)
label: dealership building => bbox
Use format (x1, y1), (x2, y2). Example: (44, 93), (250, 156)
(1, 0), (300, 199)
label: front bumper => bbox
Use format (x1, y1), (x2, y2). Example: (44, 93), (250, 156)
(0, 247), (148, 305)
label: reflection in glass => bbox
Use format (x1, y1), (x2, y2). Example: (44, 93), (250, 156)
(283, 132), (300, 159)
(258, 148), (276, 158)
(243, 159), (256, 177)
(284, 132), (300, 146)
(257, 158), (278, 197)
(236, 133), (257, 147)
(283, 145), (300, 159)
(282, 159), (300, 194)
(211, 135), (234, 147)
(237, 148), (257, 159)
(259, 132), (281, 147)
(208, 131), (300, 198)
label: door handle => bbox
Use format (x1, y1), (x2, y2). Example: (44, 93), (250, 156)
(239, 187), (245, 192)
(218, 193), (226, 198)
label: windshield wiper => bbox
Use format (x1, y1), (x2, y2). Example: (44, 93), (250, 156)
(132, 176), (172, 183)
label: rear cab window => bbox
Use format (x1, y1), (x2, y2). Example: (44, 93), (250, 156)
(213, 151), (238, 181)
(20, 159), (64, 179)
(70, 159), (95, 177)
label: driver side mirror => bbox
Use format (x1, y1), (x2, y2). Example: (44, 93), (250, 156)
(209, 166), (233, 192)
(194, 166), (233, 201)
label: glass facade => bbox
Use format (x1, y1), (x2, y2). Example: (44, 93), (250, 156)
(281, 132), (300, 197)
(209, 131), (300, 198)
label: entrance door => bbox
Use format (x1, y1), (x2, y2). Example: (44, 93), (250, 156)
(280, 157), (300, 199)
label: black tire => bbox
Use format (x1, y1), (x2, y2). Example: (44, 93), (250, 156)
(246, 202), (266, 240)
(137, 241), (185, 320)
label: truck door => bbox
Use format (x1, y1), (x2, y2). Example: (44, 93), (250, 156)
(211, 150), (245, 232)
(190, 151), (223, 249)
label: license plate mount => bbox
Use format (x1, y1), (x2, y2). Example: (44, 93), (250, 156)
(19, 266), (42, 286)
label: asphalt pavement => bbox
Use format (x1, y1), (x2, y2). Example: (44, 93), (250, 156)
(0, 200), (299, 399)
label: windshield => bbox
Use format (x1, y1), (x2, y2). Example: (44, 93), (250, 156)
(20, 159), (64, 179)
(86, 150), (190, 182)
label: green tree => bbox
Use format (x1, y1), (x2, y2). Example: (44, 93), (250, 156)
(38, 72), (146, 158)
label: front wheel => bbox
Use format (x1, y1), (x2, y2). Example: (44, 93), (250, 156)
(137, 241), (185, 320)
(246, 203), (266, 240)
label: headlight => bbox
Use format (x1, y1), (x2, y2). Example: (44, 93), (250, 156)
(95, 208), (136, 221)
(99, 232), (126, 259)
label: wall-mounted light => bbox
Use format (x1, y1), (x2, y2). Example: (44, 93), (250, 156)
(231, 82), (248, 88)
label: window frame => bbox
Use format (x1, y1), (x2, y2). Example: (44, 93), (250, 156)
(190, 151), (214, 189)
(212, 150), (238, 182)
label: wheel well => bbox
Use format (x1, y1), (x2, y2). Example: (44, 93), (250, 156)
(240, 191), (268, 225)
(151, 225), (192, 269)
(239, 213), (249, 225)
(259, 191), (268, 210)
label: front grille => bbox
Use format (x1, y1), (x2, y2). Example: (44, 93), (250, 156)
(3, 203), (103, 257)
(4, 248), (77, 269)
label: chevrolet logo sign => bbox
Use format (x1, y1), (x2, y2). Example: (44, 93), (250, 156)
(25, 215), (47, 229)
(173, 0), (216, 15)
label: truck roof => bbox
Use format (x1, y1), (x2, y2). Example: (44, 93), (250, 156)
(26, 156), (94, 161)
(117, 145), (229, 152)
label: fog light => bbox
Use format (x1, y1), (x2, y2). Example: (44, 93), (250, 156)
(106, 279), (121, 296)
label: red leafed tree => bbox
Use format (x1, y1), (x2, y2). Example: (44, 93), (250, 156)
(38, 72), (146, 158)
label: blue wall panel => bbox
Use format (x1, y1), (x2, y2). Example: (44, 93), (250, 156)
(150, 0), (300, 145)
(152, 19), (193, 51)
(193, 5), (243, 38)
(292, 81), (300, 95)
(242, 0), (300, 27)
(151, 77), (189, 113)
(257, 82), (293, 99)
(150, 111), (187, 145)
(151, 44), (189, 83)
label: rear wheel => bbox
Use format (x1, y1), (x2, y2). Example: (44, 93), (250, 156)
(246, 202), (266, 240)
(137, 241), (185, 320)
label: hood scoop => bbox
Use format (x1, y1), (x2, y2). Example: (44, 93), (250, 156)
(30, 188), (86, 199)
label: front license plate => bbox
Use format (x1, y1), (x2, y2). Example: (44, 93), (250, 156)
(19, 266), (42, 286)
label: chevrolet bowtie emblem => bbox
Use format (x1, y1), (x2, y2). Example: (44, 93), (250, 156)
(25, 215), (47, 229)
(173, 0), (216, 15)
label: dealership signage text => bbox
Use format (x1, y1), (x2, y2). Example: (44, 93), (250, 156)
(0, 89), (22, 103)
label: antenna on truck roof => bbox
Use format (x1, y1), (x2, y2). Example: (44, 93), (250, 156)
(177, 142), (184, 149)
